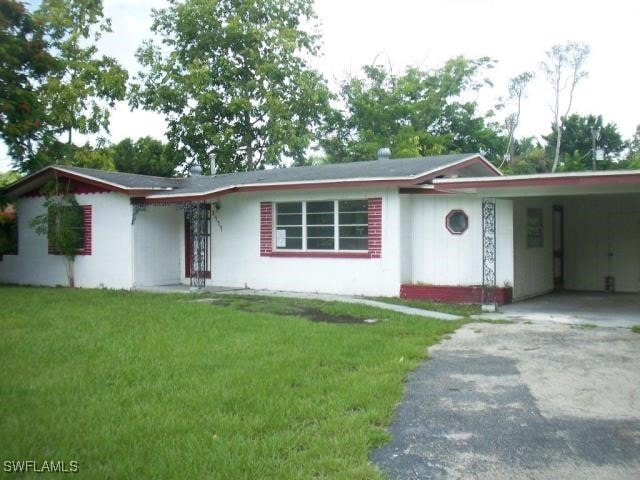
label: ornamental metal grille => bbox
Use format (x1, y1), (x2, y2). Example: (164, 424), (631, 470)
(184, 202), (211, 289)
(482, 198), (497, 305)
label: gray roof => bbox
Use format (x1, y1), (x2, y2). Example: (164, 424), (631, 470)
(170, 154), (476, 196)
(9, 153), (485, 198)
(59, 166), (183, 189)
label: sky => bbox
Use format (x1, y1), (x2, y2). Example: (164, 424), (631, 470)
(2, 0), (639, 171)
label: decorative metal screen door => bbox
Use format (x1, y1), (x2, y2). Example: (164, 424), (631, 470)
(184, 203), (211, 288)
(482, 198), (497, 306)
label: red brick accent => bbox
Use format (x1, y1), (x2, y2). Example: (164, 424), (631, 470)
(259, 202), (273, 257)
(367, 197), (382, 258)
(25, 179), (111, 197)
(48, 205), (92, 256)
(82, 205), (92, 255)
(400, 284), (513, 305)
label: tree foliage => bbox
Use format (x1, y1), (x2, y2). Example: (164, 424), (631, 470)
(320, 57), (507, 164)
(19, 0), (128, 173)
(543, 114), (624, 171)
(131, 0), (332, 174)
(0, 0), (56, 165)
(2, 0), (127, 174)
(110, 137), (184, 177)
(30, 179), (83, 286)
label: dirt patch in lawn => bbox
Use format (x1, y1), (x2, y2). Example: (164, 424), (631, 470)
(195, 295), (374, 324)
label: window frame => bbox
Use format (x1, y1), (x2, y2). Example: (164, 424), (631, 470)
(526, 208), (544, 248)
(445, 209), (469, 235)
(274, 199), (369, 253)
(47, 205), (92, 256)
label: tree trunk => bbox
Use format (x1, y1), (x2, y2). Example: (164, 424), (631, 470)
(244, 110), (254, 170)
(64, 257), (75, 287)
(552, 125), (562, 172)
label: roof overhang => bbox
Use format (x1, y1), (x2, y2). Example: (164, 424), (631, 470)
(432, 169), (640, 198)
(2, 165), (174, 198)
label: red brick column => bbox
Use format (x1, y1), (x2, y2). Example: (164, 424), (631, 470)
(259, 202), (273, 256)
(82, 205), (92, 255)
(368, 197), (382, 258)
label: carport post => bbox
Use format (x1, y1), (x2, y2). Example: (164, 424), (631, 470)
(482, 198), (497, 311)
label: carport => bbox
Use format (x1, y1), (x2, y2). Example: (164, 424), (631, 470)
(433, 170), (640, 311)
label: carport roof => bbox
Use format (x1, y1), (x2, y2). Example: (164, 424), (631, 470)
(431, 169), (640, 197)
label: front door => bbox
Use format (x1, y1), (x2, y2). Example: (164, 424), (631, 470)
(553, 205), (564, 289)
(608, 213), (640, 292)
(184, 206), (212, 279)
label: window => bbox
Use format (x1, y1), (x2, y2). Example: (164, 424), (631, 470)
(48, 205), (91, 255)
(446, 210), (468, 235)
(527, 208), (544, 248)
(0, 211), (18, 258)
(274, 199), (368, 251)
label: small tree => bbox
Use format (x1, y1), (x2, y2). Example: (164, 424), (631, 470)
(500, 71), (534, 168)
(541, 42), (590, 172)
(30, 180), (84, 286)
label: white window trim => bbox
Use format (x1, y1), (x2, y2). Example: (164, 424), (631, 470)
(274, 199), (368, 252)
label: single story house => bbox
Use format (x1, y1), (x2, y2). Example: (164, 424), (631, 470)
(2, 153), (639, 305)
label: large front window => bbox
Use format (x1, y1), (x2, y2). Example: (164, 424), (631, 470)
(275, 200), (368, 251)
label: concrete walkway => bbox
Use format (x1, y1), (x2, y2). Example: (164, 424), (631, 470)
(218, 289), (463, 321)
(134, 285), (462, 321)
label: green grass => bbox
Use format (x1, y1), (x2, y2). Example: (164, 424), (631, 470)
(369, 296), (481, 317)
(632, 325), (640, 334)
(0, 287), (463, 479)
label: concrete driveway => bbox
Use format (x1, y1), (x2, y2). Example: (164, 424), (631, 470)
(372, 323), (640, 479)
(494, 292), (640, 328)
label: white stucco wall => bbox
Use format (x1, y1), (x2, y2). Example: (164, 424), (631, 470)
(512, 198), (555, 300)
(0, 193), (133, 289)
(133, 205), (182, 287)
(408, 195), (513, 288)
(563, 194), (640, 292)
(186, 188), (403, 296)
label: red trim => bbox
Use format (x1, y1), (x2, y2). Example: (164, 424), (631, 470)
(264, 251), (373, 259)
(436, 172), (640, 190)
(400, 284), (513, 305)
(6, 167), (168, 198)
(410, 156), (500, 184)
(24, 178), (112, 197)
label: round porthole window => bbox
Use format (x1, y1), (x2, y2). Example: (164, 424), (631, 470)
(446, 210), (468, 235)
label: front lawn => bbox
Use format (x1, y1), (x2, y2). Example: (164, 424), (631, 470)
(0, 287), (462, 479)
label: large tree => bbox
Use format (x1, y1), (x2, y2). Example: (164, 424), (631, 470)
(130, 0), (332, 174)
(110, 137), (184, 177)
(543, 114), (624, 171)
(320, 57), (507, 164)
(20, 0), (128, 173)
(540, 42), (590, 172)
(0, 0), (56, 166)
